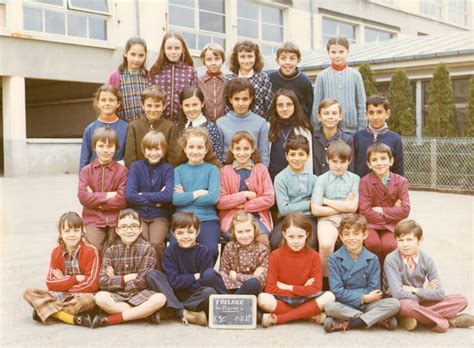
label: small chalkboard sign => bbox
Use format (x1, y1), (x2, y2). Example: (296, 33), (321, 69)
(209, 294), (257, 329)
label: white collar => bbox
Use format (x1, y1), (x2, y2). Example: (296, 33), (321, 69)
(186, 113), (207, 128)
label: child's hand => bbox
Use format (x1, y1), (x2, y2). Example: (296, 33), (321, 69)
(174, 184), (184, 193)
(106, 191), (117, 200)
(277, 281), (292, 291)
(304, 278), (315, 286)
(425, 279), (439, 289)
(229, 270), (238, 280)
(346, 192), (356, 201)
(106, 265), (115, 278)
(124, 273), (138, 282)
(193, 189), (208, 199)
(402, 285), (418, 294)
(244, 191), (257, 200)
(253, 267), (264, 277)
(363, 289), (383, 303)
(155, 203), (162, 208)
(394, 199), (402, 207)
(235, 204), (245, 209)
(194, 273), (201, 280)
(76, 275), (86, 282)
(86, 186), (93, 193)
(52, 269), (65, 279)
(372, 207), (384, 214)
(161, 186), (166, 192)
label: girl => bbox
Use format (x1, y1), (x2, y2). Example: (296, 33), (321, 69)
(217, 131), (274, 247)
(257, 212), (335, 327)
(227, 40), (273, 119)
(178, 86), (224, 164)
(201, 212), (269, 295)
(149, 32), (198, 126)
(78, 126), (128, 254)
(268, 88), (313, 181)
(108, 37), (148, 123)
(23, 212), (99, 327)
(172, 128), (221, 261)
(125, 131), (174, 268)
(79, 85), (128, 170)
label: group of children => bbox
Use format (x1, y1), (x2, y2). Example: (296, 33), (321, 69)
(23, 33), (473, 333)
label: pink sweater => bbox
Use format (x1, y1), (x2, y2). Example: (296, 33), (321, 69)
(217, 163), (275, 232)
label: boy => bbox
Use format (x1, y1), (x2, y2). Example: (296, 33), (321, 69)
(385, 219), (474, 332)
(272, 135), (317, 250)
(92, 209), (167, 328)
(359, 143), (410, 269)
(313, 98), (354, 175)
(124, 85), (179, 168)
(311, 36), (366, 134)
(311, 140), (359, 288)
(197, 43), (226, 122)
(158, 211), (217, 326)
(324, 213), (400, 333)
(217, 78), (269, 166)
(78, 126), (128, 254)
(268, 42), (313, 120)
(354, 95), (404, 178)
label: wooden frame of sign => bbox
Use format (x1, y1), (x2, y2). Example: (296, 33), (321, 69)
(209, 294), (257, 329)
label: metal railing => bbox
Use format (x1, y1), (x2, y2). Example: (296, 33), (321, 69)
(403, 137), (474, 192)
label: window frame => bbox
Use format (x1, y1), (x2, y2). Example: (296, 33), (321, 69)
(322, 17), (358, 47)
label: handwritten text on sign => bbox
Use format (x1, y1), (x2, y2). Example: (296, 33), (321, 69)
(209, 294), (257, 329)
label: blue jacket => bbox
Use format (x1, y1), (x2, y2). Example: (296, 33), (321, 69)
(125, 160), (174, 220)
(328, 246), (380, 309)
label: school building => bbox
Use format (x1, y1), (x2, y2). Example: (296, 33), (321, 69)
(1, 0), (473, 176)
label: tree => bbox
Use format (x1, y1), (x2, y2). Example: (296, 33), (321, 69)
(359, 63), (377, 98)
(387, 69), (416, 136)
(423, 63), (458, 137)
(464, 75), (474, 137)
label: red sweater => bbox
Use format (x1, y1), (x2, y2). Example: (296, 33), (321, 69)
(265, 243), (322, 297)
(46, 241), (100, 293)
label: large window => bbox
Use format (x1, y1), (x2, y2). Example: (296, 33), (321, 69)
(448, 0), (468, 27)
(420, 0), (442, 18)
(237, 0), (284, 55)
(322, 18), (356, 47)
(23, 0), (108, 40)
(169, 0), (226, 51)
(365, 27), (395, 42)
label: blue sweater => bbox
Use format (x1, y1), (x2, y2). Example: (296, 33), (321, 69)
(79, 118), (128, 170)
(217, 111), (269, 167)
(125, 160), (174, 220)
(353, 128), (404, 177)
(172, 162), (220, 221)
(268, 68), (314, 120)
(162, 243), (214, 292)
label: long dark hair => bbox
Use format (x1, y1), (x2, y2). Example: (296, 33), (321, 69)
(268, 89), (312, 142)
(178, 86), (206, 134)
(118, 36), (148, 74)
(150, 32), (194, 76)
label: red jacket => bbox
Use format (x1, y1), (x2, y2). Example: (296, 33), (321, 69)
(359, 171), (410, 232)
(78, 160), (128, 228)
(46, 241), (100, 292)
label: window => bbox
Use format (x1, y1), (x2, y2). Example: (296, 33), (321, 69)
(365, 27), (394, 42)
(237, 0), (284, 55)
(322, 18), (356, 47)
(448, 0), (468, 27)
(23, 0), (108, 40)
(420, 0), (442, 18)
(169, 0), (226, 51)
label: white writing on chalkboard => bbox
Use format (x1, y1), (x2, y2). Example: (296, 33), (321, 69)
(209, 294), (257, 329)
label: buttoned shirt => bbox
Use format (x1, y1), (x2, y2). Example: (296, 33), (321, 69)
(311, 170), (360, 205)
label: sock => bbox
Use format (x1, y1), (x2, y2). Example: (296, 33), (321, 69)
(108, 313), (124, 325)
(348, 317), (366, 329)
(276, 300), (320, 324)
(273, 300), (294, 314)
(51, 311), (74, 325)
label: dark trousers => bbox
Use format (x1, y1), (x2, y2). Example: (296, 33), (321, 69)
(200, 269), (262, 295)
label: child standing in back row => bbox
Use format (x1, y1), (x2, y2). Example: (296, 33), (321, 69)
(312, 36), (366, 134)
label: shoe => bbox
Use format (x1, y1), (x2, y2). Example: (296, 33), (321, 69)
(261, 313), (277, 328)
(182, 310), (207, 326)
(399, 316), (418, 331)
(256, 310), (263, 324)
(149, 311), (160, 325)
(91, 315), (109, 329)
(32, 310), (41, 323)
(324, 317), (349, 333)
(309, 312), (327, 325)
(378, 317), (397, 330)
(74, 314), (92, 328)
(449, 314), (474, 328)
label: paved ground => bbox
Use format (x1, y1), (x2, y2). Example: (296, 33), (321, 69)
(0, 175), (473, 347)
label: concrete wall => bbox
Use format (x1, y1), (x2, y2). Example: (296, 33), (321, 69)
(26, 141), (80, 175)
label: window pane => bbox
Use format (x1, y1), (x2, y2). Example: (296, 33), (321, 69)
(260, 44), (274, 55)
(45, 10), (65, 34)
(339, 22), (355, 40)
(365, 28), (378, 42)
(69, 0), (108, 12)
(198, 34), (212, 50)
(67, 13), (87, 37)
(214, 37), (225, 50)
(169, 5), (194, 28)
(169, 0), (194, 7)
(237, 19), (258, 39)
(453, 79), (469, 104)
(89, 16), (106, 40)
(199, 11), (224, 32)
(322, 18), (337, 36)
(32, 0), (63, 6)
(238, 0), (258, 20)
(262, 6), (282, 24)
(262, 24), (283, 42)
(24, 7), (43, 31)
(199, 0), (224, 13)
(181, 32), (197, 49)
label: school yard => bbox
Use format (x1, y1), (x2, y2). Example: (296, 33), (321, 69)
(0, 174), (472, 347)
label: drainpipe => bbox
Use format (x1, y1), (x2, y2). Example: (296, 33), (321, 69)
(309, 0), (314, 49)
(135, 0), (140, 36)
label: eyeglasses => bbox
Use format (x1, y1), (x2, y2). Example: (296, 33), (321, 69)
(117, 224), (140, 232)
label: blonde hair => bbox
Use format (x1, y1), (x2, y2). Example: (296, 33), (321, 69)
(200, 43), (225, 64)
(141, 131), (167, 156)
(228, 212), (262, 242)
(180, 127), (212, 154)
